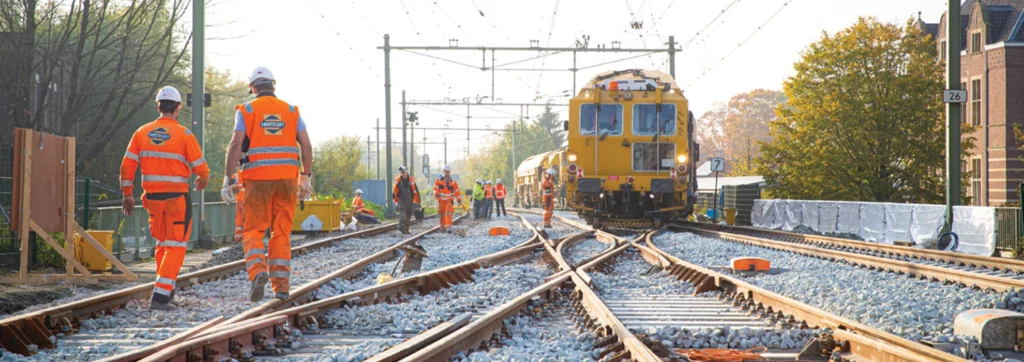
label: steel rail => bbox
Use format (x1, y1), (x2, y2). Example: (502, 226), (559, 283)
(677, 226), (1024, 292)
(145, 213), (540, 362)
(643, 231), (966, 362)
(682, 222), (1024, 274)
(139, 315), (289, 362)
(556, 229), (619, 269)
(0, 219), (408, 356)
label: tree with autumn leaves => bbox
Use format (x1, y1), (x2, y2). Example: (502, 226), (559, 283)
(756, 17), (975, 203)
(696, 90), (785, 176)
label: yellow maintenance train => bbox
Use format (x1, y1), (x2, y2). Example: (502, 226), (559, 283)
(516, 69), (697, 228)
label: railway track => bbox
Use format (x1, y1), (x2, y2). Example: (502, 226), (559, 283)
(0, 215), (445, 360)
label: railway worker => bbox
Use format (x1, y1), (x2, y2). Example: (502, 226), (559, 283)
(542, 168), (556, 228)
(232, 168), (246, 242)
(393, 165), (420, 234)
(433, 165), (461, 233)
(351, 189), (380, 224)
(483, 180), (494, 218)
(222, 66), (314, 302)
(120, 86), (210, 310)
(494, 179), (507, 217)
(472, 179), (484, 219)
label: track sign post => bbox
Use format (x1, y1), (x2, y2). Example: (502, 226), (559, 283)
(943, 90), (967, 104)
(710, 158), (725, 223)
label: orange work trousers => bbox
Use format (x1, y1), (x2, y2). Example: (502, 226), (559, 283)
(233, 189), (245, 242)
(543, 194), (554, 225)
(144, 192), (191, 303)
(437, 200), (453, 230)
(242, 179), (297, 293)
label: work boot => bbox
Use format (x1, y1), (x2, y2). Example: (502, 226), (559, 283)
(274, 292), (289, 300)
(544, 224), (552, 228)
(250, 272), (269, 302)
(149, 300), (174, 311)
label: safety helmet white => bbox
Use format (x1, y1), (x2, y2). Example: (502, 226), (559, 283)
(443, 165), (451, 172)
(398, 165), (408, 172)
(476, 178), (483, 184)
(249, 66), (276, 85)
(355, 189), (363, 194)
(546, 169), (556, 176)
(155, 86), (181, 103)
(496, 178), (502, 184)
(486, 180), (492, 184)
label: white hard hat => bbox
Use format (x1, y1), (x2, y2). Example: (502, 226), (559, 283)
(398, 165), (408, 172)
(546, 169), (556, 176)
(155, 86), (181, 103)
(496, 178), (502, 183)
(476, 178), (482, 184)
(355, 189), (363, 194)
(249, 66), (276, 86)
(486, 180), (492, 184)
(443, 165), (451, 172)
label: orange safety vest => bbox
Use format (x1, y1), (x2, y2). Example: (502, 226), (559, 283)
(236, 95), (301, 181)
(542, 178), (554, 197)
(120, 117), (210, 196)
(393, 176), (421, 204)
(484, 184), (493, 199)
(495, 184), (506, 199)
(352, 195), (365, 211)
(434, 176), (461, 202)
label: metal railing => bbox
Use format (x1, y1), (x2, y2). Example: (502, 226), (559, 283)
(995, 207), (1020, 254)
(90, 201), (237, 263)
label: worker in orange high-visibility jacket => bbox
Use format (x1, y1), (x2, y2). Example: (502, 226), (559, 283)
(120, 86), (210, 310)
(542, 168), (556, 228)
(352, 189), (375, 217)
(433, 165), (461, 233)
(222, 67), (314, 302)
(393, 166), (420, 234)
(494, 178), (507, 217)
(232, 169), (246, 242)
(483, 180), (494, 218)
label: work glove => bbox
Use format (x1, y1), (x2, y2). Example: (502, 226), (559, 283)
(297, 174), (312, 200)
(221, 176), (236, 203)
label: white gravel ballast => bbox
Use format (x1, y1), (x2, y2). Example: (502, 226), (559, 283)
(654, 232), (1008, 345)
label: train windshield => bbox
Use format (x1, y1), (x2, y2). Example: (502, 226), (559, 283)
(632, 104), (676, 135)
(632, 143), (676, 171)
(579, 104), (623, 136)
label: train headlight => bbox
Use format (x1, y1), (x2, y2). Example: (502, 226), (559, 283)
(568, 154), (577, 162)
(650, 193), (656, 199)
(677, 154), (687, 163)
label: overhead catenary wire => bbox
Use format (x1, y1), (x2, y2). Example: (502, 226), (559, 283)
(624, 0), (657, 68)
(397, 0), (452, 93)
(683, 0), (797, 90)
(470, 0), (521, 45)
(305, 0), (378, 78)
(533, 0), (561, 101)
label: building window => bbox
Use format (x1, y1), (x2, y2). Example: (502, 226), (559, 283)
(971, 79), (982, 126)
(971, 32), (982, 53)
(971, 159), (982, 205)
(961, 82), (968, 124)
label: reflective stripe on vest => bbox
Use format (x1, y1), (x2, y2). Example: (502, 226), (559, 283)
(142, 175), (189, 184)
(495, 185), (506, 199)
(239, 97), (301, 180)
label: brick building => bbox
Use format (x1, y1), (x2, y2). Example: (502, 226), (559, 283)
(921, 0), (1024, 206)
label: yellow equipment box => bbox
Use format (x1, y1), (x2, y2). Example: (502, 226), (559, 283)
(74, 230), (115, 272)
(293, 200), (342, 232)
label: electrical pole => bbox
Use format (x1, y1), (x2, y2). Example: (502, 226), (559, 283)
(444, 137), (448, 165)
(191, 0), (205, 241)
(945, 0), (962, 232)
(401, 90), (407, 168)
(366, 135), (371, 173)
(410, 117), (415, 175)
(383, 35), (394, 214)
(376, 118), (380, 180)
(466, 103), (471, 158)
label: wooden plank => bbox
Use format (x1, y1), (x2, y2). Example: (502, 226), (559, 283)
(74, 223), (137, 280)
(0, 276), (99, 284)
(18, 129), (31, 278)
(29, 220), (92, 277)
(66, 137), (75, 277)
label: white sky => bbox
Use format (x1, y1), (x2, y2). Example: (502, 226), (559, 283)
(201, 0), (951, 164)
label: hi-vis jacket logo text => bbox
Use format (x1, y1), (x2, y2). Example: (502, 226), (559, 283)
(148, 128), (171, 146)
(261, 115), (285, 136)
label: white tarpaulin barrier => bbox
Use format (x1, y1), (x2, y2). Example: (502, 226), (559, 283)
(951, 206), (997, 256)
(771, 200), (787, 229)
(751, 200), (763, 227)
(802, 201), (821, 232)
(818, 202), (839, 234)
(859, 203), (886, 243)
(782, 200), (803, 231)
(883, 204), (914, 244)
(761, 200), (777, 229)
(911, 205), (945, 245)
(836, 202), (861, 234)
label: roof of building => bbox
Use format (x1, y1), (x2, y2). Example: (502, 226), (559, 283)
(928, 0), (1024, 47)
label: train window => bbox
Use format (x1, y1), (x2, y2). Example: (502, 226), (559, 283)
(579, 104), (623, 136)
(632, 104), (676, 135)
(632, 142), (676, 172)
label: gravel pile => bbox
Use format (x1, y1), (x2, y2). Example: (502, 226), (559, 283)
(655, 232), (1006, 344)
(305, 261), (551, 361)
(13, 224), (433, 361)
(520, 213), (578, 240)
(451, 297), (599, 362)
(565, 238), (610, 267)
(591, 250), (824, 352)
